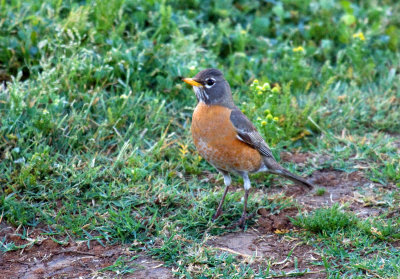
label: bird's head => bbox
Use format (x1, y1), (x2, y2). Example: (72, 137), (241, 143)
(182, 68), (234, 107)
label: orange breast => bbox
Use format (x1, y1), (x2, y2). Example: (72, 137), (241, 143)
(191, 102), (262, 173)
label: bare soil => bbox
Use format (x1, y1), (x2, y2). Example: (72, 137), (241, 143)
(207, 229), (324, 278)
(0, 223), (174, 279)
(280, 152), (384, 217)
(256, 207), (297, 234)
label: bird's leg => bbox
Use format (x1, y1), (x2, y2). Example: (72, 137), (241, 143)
(230, 173), (254, 229)
(212, 171), (231, 221)
(236, 188), (250, 229)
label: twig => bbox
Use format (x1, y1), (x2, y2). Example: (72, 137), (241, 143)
(272, 242), (303, 266)
(354, 265), (384, 279)
(215, 247), (252, 258)
(264, 270), (323, 279)
(54, 249), (96, 256)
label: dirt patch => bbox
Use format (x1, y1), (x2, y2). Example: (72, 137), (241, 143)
(277, 153), (377, 212)
(298, 169), (361, 204)
(256, 207), (297, 234)
(250, 168), (381, 232)
(276, 169), (383, 217)
(280, 151), (312, 164)
(280, 151), (331, 167)
(128, 256), (174, 279)
(0, 223), (174, 279)
(207, 229), (324, 277)
(311, 169), (367, 187)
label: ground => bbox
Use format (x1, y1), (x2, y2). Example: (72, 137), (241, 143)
(1, 153), (396, 278)
(0, 223), (173, 279)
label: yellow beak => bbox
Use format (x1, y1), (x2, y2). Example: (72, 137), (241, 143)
(182, 78), (202, 87)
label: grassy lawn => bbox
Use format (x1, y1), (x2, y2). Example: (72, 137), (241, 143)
(1, 0), (400, 278)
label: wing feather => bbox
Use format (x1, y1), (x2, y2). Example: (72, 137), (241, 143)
(230, 109), (274, 158)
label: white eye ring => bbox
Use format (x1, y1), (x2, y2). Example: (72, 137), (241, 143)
(205, 78), (216, 89)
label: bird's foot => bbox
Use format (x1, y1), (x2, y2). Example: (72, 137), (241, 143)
(227, 212), (256, 230)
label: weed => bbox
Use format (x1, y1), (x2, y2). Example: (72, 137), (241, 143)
(315, 187), (327, 196)
(292, 204), (358, 233)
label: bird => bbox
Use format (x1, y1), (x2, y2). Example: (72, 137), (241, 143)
(182, 68), (314, 228)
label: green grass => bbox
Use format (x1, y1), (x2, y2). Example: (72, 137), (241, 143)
(293, 205), (400, 278)
(1, 0), (400, 278)
(293, 204), (358, 233)
(315, 187), (327, 196)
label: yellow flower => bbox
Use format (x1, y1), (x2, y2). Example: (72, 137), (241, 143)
(291, 130), (311, 141)
(353, 32), (365, 41)
(240, 30), (247, 35)
(271, 86), (280, 94)
(371, 227), (382, 236)
(261, 120), (267, 126)
(273, 116), (279, 122)
(257, 90), (263, 95)
(267, 114), (273, 120)
(178, 143), (188, 159)
(262, 83), (271, 90)
(253, 79), (259, 85)
(275, 229), (290, 234)
(264, 109), (270, 115)
(293, 46), (305, 52)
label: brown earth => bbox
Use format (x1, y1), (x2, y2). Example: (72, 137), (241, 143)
(280, 151), (385, 217)
(0, 223), (174, 279)
(256, 207), (297, 234)
(207, 229), (324, 278)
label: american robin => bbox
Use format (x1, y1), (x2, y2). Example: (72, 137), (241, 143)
(182, 68), (314, 228)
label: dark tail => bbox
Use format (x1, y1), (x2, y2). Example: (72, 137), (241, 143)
(263, 157), (314, 189)
(273, 168), (314, 189)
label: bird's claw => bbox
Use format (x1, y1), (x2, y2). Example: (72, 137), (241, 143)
(227, 212), (256, 230)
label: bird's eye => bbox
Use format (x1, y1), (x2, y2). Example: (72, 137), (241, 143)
(205, 78), (215, 86)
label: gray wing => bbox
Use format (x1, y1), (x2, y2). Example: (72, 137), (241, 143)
(230, 109), (275, 158)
